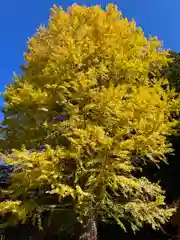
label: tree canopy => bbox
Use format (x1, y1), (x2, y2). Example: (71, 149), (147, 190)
(0, 4), (179, 239)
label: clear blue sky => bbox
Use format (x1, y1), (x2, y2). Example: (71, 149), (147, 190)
(0, 0), (179, 119)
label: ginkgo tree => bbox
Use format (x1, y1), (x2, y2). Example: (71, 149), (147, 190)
(0, 4), (179, 240)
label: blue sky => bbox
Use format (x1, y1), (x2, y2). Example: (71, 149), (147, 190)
(0, 0), (179, 119)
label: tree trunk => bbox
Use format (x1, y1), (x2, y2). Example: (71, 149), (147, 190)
(79, 214), (97, 240)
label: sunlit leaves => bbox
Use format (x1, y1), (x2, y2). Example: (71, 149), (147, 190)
(0, 3), (179, 234)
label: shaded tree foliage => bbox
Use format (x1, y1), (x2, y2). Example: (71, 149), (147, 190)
(163, 51), (180, 92)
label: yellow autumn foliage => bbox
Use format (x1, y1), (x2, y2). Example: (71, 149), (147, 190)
(0, 3), (179, 235)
